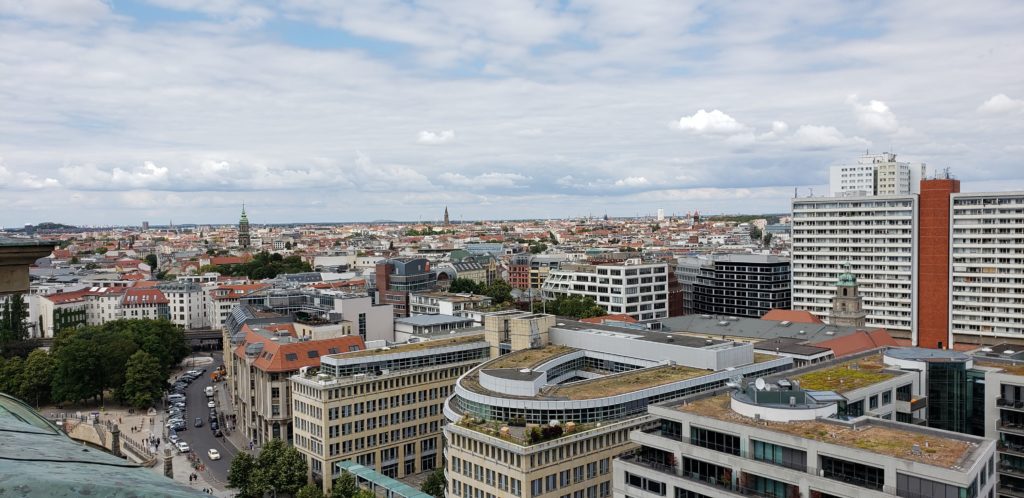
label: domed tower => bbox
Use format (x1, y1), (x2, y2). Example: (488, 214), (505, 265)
(238, 204), (251, 249)
(830, 261), (866, 327)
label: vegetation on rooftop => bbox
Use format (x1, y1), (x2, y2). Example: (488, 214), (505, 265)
(795, 356), (894, 392)
(448, 278), (514, 305)
(486, 345), (575, 370)
(551, 365), (707, 400)
(457, 416), (594, 446)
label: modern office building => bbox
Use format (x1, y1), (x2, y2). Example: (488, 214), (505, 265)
(541, 258), (671, 321)
(443, 312), (793, 498)
(791, 194), (918, 335)
(409, 291), (493, 317)
(290, 332), (490, 491)
(691, 254), (791, 318)
(509, 254), (570, 291)
(616, 375), (995, 498)
(375, 258), (438, 317)
(974, 349), (1024, 498)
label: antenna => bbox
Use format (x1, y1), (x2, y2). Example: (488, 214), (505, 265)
(755, 378), (766, 391)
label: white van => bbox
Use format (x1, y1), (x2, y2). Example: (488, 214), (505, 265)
(205, 386), (214, 397)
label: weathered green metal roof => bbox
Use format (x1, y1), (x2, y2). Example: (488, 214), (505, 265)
(836, 261), (857, 287)
(0, 393), (204, 497)
(337, 461), (434, 498)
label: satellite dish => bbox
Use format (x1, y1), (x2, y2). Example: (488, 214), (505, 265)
(755, 378), (766, 391)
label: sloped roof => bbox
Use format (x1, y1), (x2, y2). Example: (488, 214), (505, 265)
(761, 309), (824, 324)
(122, 287), (169, 305)
(812, 329), (897, 358)
(233, 325), (365, 373)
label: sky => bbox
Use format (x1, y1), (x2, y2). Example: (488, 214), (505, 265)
(1, 0), (1023, 227)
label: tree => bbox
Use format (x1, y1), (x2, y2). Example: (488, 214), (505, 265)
(120, 350), (164, 410)
(0, 293), (30, 347)
(51, 328), (105, 404)
(481, 279), (513, 304)
(296, 483), (326, 498)
(749, 226), (763, 243)
(144, 254), (158, 269)
(448, 278), (480, 294)
(17, 349), (54, 407)
(528, 242), (547, 254)
(546, 295), (607, 319)
(421, 467), (446, 498)
(285, 241), (293, 250)
(253, 438), (308, 497)
(95, 247), (108, 255)
(69, 256), (80, 264)
(228, 452), (259, 498)
(0, 356), (25, 395)
(763, 232), (774, 246)
(330, 472), (359, 498)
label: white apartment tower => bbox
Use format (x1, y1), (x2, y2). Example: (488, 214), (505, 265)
(541, 258), (670, 321)
(828, 152), (926, 197)
(951, 192), (1024, 338)
(790, 195), (918, 335)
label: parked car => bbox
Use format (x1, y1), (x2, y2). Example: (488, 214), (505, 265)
(213, 429), (223, 438)
(176, 441), (190, 453)
(210, 421), (219, 431)
(207, 449), (220, 461)
(168, 434), (179, 444)
(207, 401), (216, 409)
(205, 386), (214, 397)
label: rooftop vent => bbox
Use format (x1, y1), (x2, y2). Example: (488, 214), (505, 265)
(779, 320), (792, 326)
(519, 368), (531, 374)
(1005, 350), (1016, 355)
(911, 444), (922, 456)
(700, 314), (712, 319)
(798, 330), (806, 335)
(825, 331), (835, 336)
(718, 321), (729, 326)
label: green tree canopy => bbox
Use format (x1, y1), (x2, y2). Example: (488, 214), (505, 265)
(0, 356), (25, 395)
(329, 472), (359, 498)
(253, 438), (309, 496)
(17, 349), (54, 407)
(545, 295), (607, 319)
(296, 483), (326, 498)
(120, 350), (165, 410)
(0, 293), (30, 349)
(228, 452), (259, 498)
(448, 278), (480, 294)
(205, 251), (312, 279)
(144, 254), (158, 268)
(421, 467), (446, 498)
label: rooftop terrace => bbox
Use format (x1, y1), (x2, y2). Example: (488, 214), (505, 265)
(678, 394), (975, 468)
(794, 354), (895, 393)
(330, 334), (485, 359)
(547, 364), (708, 400)
(976, 360), (1024, 376)
(485, 345), (576, 370)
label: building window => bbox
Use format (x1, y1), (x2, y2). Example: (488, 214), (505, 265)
(691, 427), (740, 455)
(820, 455), (884, 491)
(751, 439), (806, 472)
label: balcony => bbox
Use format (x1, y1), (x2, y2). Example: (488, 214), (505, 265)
(1001, 422), (1024, 436)
(618, 452), (800, 498)
(999, 442), (1024, 457)
(1000, 463), (1024, 479)
(1000, 484), (1024, 498)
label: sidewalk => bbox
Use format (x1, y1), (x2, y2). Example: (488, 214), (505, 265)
(215, 380), (253, 455)
(148, 449), (233, 497)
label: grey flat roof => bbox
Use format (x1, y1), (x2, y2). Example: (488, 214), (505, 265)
(555, 319), (730, 348)
(397, 314), (474, 326)
(885, 347), (970, 362)
(754, 337), (831, 356)
(661, 315), (863, 343)
(484, 368), (545, 381)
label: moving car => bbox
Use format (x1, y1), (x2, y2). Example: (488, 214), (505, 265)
(194, 417), (203, 428)
(207, 449), (220, 461)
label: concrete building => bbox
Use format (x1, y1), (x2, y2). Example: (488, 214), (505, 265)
(791, 194), (918, 337)
(230, 321), (365, 446)
(409, 291), (493, 317)
(443, 312), (793, 498)
(375, 258), (438, 318)
(675, 257), (705, 315)
(394, 314), (477, 342)
(828, 152), (926, 197)
(158, 281), (208, 329)
(208, 283), (272, 330)
(691, 254), (791, 318)
(829, 263), (867, 328)
(290, 332), (490, 490)
(541, 258), (671, 321)
(616, 373), (995, 498)
(509, 254), (569, 291)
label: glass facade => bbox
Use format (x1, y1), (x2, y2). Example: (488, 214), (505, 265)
(927, 362), (969, 434)
(820, 455), (884, 491)
(752, 439), (807, 472)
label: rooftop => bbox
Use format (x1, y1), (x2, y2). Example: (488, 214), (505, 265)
(677, 394), (975, 468)
(486, 345), (576, 370)
(333, 333), (486, 359)
(794, 354), (895, 392)
(395, 314), (475, 326)
(548, 364), (708, 400)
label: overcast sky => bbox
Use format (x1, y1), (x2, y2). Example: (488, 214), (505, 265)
(1, 0), (1023, 227)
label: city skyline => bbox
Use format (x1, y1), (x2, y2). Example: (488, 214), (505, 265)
(2, 1), (1023, 226)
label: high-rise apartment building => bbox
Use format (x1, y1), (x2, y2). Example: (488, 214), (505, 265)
(828, 152), (926, 197)
(290, 332), (490, 491)
(541, 258), (671, 321)
(791, 194), (918, 334)
(443, 312), (793, 498)
(691, 254), (791, 318)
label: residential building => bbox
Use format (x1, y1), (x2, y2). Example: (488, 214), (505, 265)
(375, 258), (438, 318)
(230, 322), (365, 445)
(290, 332), (490, 490)
(158, 281), (208, 329)
(616, 375), (995, 498)
(509, 254), (569, 291)
(444, 313), (793, 498)
(691, 254), (791, 318)
(791, 194), (918, 336)
(951, 192), (1024, 340)
(541, 258), (671, 321)
(828, 152), (926, 196)
(207, 283), (271, 329)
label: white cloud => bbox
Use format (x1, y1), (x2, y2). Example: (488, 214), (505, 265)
(516, 128), (545, 137)
(417, 130), (456, 145)
(978, 94), (1024, 114)
(614, 176), (650, 187)
(790, 125), (869, 149)
(0, 0), (111, 25)
(439, 172), (530, 188)
(674, 109), (748, 134)
(0, 158), (60, 190)
(847, 95), (900, 133)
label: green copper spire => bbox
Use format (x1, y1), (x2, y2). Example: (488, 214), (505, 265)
(836, 261), (857, 287)
(239, 203), (249, 224)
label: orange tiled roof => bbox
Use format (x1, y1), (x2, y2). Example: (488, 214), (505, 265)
(812, 329), (897, 358)
(122, 288), (169, 305)
(233, 325), (364, 373)
(761, 309), (825, 324)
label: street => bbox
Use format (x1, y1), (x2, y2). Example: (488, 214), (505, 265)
(171, 351), (239, 486)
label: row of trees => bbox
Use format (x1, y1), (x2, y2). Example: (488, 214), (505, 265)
(200, 251), (312, 279)
(542, 294), (607, 319)
(447, 278), (513, 304)
(228, 439), (382, 498)
(5, 319), (187, 408)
